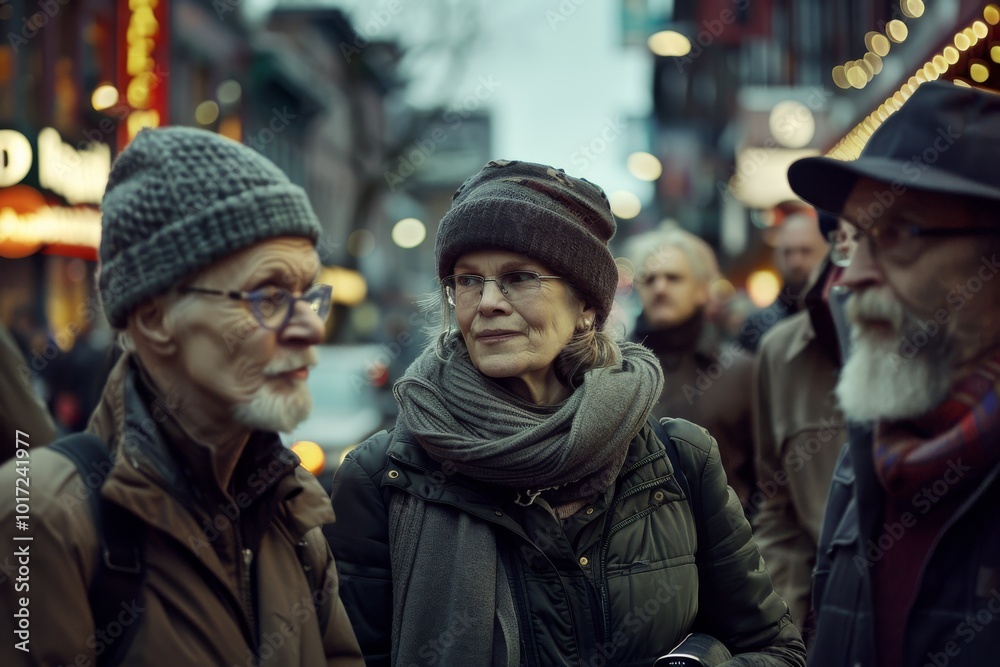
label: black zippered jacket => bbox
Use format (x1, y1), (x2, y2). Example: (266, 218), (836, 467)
(327, 419), (804, 666)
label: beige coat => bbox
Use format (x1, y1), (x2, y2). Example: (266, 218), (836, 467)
(751, 311), (847, 634)
(0, 323), (56, 463)
(0, 355), (362, 666)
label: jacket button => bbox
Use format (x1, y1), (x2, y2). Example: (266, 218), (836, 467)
(387, 470), (399, 479)
(579, 556), (589, 566)
(586, 508), (594, 515)
(494, 510), (503, 516)
(653, 490), (665, 502)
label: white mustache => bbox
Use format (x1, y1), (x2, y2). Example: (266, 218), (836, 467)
(846, 287), (906, 332)
(264, 347), (318, 376)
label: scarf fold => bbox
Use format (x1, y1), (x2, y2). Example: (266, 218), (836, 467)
(874, 353), (1000, 499)
(393, 335), (664, 505)
(387, 335), (663, 666)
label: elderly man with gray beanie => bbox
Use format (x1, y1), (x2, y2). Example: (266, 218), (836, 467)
(327, 159), (804, 666)
(0, 127), (363, 666)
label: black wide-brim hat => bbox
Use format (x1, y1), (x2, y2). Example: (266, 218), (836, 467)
(788, 81), (1000, 215)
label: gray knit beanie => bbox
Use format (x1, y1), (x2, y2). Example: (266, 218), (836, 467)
(98, 126), (321, 328)
(436, 159), (619, 327)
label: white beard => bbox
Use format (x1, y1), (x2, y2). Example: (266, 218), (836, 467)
(231, 351), (316, 433)
(836, 287), (954, 423)
(232, 382), (313, 434)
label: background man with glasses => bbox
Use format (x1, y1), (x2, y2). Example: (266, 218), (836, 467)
(751, 212), (850, 644)
(0, 127), (362, 666)
(788, 81), (1000, 666)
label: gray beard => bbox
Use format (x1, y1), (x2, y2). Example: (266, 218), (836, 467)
(231, 382), (313, 434)
(835, 289), (955, 423)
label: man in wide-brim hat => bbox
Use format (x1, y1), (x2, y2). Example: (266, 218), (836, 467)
(787, 80), (1000, 666)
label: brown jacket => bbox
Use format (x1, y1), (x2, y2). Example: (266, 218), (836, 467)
(0, 354), (362, 666)
(634, 313), (757, 513)
(751, 311), (846, 633)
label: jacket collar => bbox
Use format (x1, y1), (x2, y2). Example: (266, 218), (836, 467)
(634, 310), (721, 368)
(88, 353), (334, 547)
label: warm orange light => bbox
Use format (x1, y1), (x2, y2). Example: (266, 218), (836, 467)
(747, 271), (781, 308)
(291, 441), (326, 476)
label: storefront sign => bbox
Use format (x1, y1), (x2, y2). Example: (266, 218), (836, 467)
(117, 0), (169, 145)
(0, 128), (110, 205)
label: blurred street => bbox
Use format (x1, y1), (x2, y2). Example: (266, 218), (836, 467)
(1, 0), (998, 470)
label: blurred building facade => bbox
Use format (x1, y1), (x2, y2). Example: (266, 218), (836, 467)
(635, 0), (1000, 305)
(0, 0), (396, 348)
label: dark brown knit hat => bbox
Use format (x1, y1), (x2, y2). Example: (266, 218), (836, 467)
(435, 159), (619, 327)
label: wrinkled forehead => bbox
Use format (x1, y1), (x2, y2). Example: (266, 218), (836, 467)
(639, 245), (691, 275)
(192, 236), (320, 287)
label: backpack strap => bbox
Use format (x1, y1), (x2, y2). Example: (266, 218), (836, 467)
(49, 433), (145, 667)
(648, 417), (693, 501)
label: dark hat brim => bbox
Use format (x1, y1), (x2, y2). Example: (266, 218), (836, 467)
(789, 155), (1000, 216)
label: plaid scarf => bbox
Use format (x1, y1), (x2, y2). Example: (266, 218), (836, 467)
(874, 353), (1000, 499)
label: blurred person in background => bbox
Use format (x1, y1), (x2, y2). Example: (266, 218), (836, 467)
(751, 212), (852, 643)
(738, 208), (829, 352)
(629, 227), (756, 516)
(788, 81), (1000, 666)
(0, 127), (362, 666)
(327, 159), (805, 667)
(0, 321), (57, 462)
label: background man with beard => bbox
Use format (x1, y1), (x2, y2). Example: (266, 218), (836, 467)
(630, 227), (756, 514)
(0, 128), (363, 666)
(787, 81), (1000, 667)
(738, 207), (829, 352)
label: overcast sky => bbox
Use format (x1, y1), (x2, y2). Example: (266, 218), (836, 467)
(252, 0), (654, 204)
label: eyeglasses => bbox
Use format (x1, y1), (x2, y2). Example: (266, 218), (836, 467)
(441, 271), (563, 307)
(827, 227), (860, 268)
(841, 223), (1000, 266)
(179, 283), (333, 330)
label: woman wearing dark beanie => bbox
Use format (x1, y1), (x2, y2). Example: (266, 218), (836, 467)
(327, 159), (804, 666)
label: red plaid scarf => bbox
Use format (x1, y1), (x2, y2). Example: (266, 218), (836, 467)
(874, 354), (1000, 499)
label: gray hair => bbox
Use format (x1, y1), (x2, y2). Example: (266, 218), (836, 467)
(627, 226), (720, 287)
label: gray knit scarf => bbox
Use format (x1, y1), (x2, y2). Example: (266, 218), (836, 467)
(387, 335), (663, 666)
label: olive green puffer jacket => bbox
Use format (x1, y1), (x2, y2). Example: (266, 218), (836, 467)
(326, 419), (804, 666)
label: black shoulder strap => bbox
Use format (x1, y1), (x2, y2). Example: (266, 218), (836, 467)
(648, 417), (692, 501)
(49, 433), (145, 667)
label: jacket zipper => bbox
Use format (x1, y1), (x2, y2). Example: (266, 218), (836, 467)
(596, 474), (671, 641)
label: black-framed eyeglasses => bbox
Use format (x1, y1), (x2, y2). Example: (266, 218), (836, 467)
(441, 271), (563, 307)
(844, 223), (1000, 266)
(179, 283), (333, 330)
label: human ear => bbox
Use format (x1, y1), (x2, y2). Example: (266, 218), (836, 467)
(129, 297), (178, 357)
